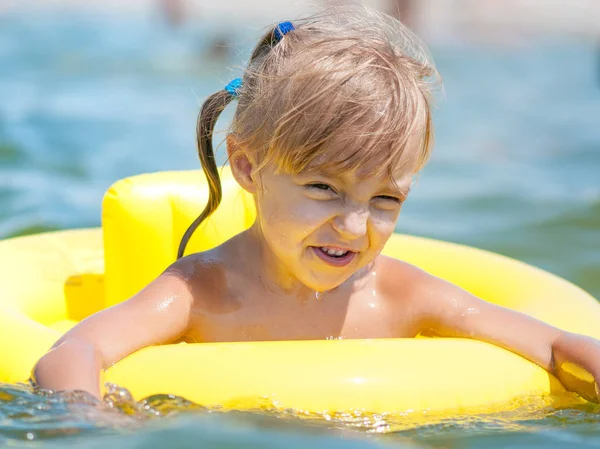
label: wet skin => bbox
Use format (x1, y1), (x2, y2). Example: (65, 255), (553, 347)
(178, 248), (422, 343)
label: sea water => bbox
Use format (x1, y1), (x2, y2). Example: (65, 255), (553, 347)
(1, 8), (599, 449)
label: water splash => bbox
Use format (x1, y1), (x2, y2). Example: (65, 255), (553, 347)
(103, 383), (206, 418)
(2, 381), (600, 448)
(0, 382), (140, 443)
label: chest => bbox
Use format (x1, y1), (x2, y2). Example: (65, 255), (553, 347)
(185, 284), (417, 343)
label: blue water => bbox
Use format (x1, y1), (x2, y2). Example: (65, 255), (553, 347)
(1, 6), (599, 449)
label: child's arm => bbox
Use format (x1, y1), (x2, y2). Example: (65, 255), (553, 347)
(401, 265), (600, 402)
(33, 263), (195, 399)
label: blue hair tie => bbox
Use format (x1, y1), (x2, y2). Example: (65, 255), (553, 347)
(224, 22), (293, 98)
(274, 21), (295, 41)
(224, 78), (243, 98)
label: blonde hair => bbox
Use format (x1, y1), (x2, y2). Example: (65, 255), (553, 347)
(178, 5), (440, 258)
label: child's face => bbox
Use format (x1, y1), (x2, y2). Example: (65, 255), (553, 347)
(252, 152), (417, 292)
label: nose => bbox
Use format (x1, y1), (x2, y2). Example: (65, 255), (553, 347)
(331, 205), (369, 239)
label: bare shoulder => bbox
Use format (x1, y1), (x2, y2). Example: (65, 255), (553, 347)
(165, 250), (221, 282)
(46, 249), (228, 367)
(376, 254), (444, 300)
(375, 254), (466, 323)
(164, 248), (226, 302)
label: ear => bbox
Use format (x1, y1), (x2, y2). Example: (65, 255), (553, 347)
(227, 135), (257, 194)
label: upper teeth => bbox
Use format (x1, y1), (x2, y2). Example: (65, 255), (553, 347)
(322, 247), (348, 257)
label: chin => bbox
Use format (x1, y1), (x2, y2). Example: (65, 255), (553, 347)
(302, 273), (352, 292)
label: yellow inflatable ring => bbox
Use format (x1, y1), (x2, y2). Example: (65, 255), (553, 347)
(0, 168), (599, 420)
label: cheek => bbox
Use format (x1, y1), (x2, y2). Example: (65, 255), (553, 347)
(369, 210), (401, 244)
(291, 201), (333, 236)
(258, 193), (328, 245)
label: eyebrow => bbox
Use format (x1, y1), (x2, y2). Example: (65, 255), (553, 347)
(297, 169), (412, 199)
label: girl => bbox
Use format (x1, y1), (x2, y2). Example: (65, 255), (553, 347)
(34, 6), (600, 402)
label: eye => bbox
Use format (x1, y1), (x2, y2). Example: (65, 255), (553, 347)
(306, 183), (335, 193)
(375, 195), (402, 204)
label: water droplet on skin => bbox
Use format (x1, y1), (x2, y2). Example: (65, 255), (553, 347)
(156, 295), (177, 312)
(462, 307), (480, 317)
(315, 291), (323, 300)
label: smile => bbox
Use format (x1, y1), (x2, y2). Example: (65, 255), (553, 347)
(311, 246), (357, 267)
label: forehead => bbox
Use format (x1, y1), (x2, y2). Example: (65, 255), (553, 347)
(348, 166), (413, 194)
(304, 136), (421, 184)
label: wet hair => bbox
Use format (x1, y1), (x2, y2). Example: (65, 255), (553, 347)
(177, 5), (440, 259)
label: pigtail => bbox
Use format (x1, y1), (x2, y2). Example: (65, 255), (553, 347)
(177, 90), (234, 259)
(177, 21), (295, 259)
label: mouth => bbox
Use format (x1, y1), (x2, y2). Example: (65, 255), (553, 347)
(311, 246), (357, 267)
